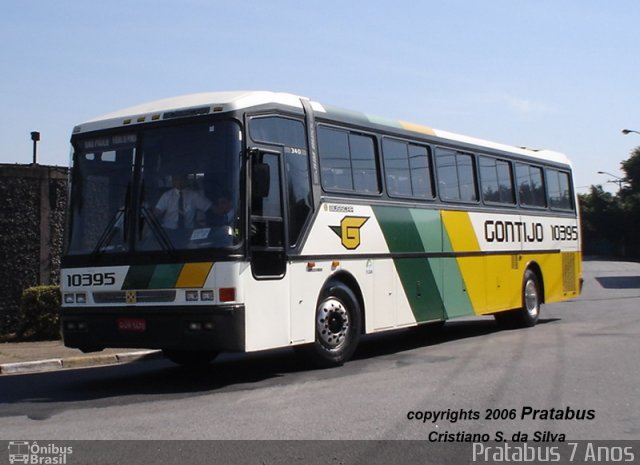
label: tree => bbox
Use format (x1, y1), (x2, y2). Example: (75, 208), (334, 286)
(579, 185), (623, 256)
(620, 147), (640, 193)
(582, 146), (640, 258)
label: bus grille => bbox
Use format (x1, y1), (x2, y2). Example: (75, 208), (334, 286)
(93, 290), (177, 304)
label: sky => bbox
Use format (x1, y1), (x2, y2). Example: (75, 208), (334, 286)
(1, 0), (639, 193)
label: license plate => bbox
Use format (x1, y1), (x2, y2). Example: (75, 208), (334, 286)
(117, 318), (146, 332)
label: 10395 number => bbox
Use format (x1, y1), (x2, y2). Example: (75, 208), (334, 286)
(67, 272), (116, 287)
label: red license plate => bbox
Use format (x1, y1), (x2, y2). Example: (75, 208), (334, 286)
(117, 318), (146, 332)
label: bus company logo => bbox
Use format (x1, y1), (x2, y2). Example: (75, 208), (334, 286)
(330, 216), (369, 250)
(125, 290), (137, 304)
(8, 441), (73, 464)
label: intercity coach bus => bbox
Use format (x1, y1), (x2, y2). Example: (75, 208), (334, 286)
(61, 91), (581, 366)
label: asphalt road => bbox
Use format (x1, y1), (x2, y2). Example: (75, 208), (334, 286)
(1, 260), (638, 442)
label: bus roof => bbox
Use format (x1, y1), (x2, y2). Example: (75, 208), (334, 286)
(74, 91), (570, 166)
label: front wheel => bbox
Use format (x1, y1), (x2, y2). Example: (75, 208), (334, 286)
(303, 280), (362, 368)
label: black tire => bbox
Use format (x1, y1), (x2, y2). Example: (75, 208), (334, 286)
(495, 269), (541, 328)
(162, 349), (219, 367)
(304, 280), (362, 368)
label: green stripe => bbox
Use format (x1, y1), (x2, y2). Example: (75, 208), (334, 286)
(373, 206), (444, 322)
(149, 264), (183, 289)
(122, 263), (185, 290)
(122, 265), (156, 290)
(373, 206), (477, 320)
(373, 206), (424, 252)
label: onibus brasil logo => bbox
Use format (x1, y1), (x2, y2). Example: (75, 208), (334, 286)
(330, 216), (369, 250)
(8, 441), (73, 464)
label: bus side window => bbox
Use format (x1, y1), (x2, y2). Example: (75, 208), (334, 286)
(516, 163), (547, 208)
(318, 126), (352, 191)
(480, 156), (516, 204)
(435, 148), (477, 202)
(547, 169), (573, 210)
(318, 126), (380, 194)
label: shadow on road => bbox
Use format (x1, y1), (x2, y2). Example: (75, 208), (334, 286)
(595, 276), (640, 289)
(0, 316), (562, 413)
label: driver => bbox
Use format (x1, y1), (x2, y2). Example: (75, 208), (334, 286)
(154, 174), (212, 230)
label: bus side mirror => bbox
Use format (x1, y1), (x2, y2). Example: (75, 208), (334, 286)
(252, 162), (270, 198)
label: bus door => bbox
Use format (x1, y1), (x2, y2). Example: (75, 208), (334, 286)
(248, 148), (287, 278)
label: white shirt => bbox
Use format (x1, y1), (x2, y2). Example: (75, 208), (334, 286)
(155, 188), (212, 230)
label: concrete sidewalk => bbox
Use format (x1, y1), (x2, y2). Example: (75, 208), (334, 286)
(0, 340), (161, 375)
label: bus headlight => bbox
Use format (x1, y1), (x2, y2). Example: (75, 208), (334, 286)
(200, 290), (214, 301)
(185, 290), (199, 302)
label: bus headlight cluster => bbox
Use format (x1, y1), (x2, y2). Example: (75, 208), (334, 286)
(64, 293), (87, 304)
(200, 290), (214, 301)
(184, 290), (217, 302)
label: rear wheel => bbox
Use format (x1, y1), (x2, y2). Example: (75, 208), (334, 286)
(495, 269), (541, 328)
(162, 349), (219, 367)
(304, 280), (362, 368)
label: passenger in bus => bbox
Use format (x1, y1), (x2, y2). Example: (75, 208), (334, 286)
(154, 174), (212, 230)
(210, 191), (235, 227)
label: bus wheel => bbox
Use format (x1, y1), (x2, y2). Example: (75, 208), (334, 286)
(495, 269), (541, 328)
(162, 349), (219, 367)
(307, 281), (362, 367)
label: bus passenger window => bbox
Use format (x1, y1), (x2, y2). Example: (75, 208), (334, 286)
(516, 163), (546, 208)
(318, 126), (380, 194)
(480, 156), (515, 204)
(318, 126), (352, 191)
(383, 139), (412, 197)
(547, 169), (573, 210)
(383, 139), (433, 199)
(435, 148), (477, 202)
(349, 133), (379, 194)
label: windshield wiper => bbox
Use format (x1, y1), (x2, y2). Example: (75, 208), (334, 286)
(91, 208), (125, 257)
(140, 205), (175, 254)
(91, 180), (131, 258)
(138, 179), (175, 254)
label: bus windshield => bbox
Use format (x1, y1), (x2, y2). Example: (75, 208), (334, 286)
(67, 119), (242, 256)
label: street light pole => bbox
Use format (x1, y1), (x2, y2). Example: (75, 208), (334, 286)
(30, 131), (40, 165)
(622, 129), (640, 136)
(597, 171), (625, 190)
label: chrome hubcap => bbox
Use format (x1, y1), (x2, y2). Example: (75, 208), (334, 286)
(524, 279), (539, 317)
(317, 298), (349, 349)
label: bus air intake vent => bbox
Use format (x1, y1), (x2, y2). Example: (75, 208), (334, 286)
(562, 253), (577, 293)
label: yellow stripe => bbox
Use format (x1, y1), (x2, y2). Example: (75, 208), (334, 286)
(175, 262), (213, 288)
(441, 211), (480, 251)
(441, 211), (485, 313)
(399, 121), (436, 136)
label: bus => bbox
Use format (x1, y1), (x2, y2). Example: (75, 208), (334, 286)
(8, 442), (30, 464)
(61, 91), (581, 367)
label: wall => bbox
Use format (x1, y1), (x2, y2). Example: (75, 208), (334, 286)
(0, 163), (68, 332)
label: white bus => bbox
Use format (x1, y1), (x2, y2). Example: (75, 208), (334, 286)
(61, 91), (581, 366)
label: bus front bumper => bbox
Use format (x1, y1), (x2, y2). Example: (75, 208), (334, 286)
(61, 304), (245, 353)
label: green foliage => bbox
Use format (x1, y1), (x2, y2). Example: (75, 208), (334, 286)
(579, 186), (622, 256)
(580, 146), (640, 258)
(18, 285), (61, 340)
(620, 147), (640, 192)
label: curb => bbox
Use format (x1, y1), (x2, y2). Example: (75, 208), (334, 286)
(0, 350), (162, 375)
